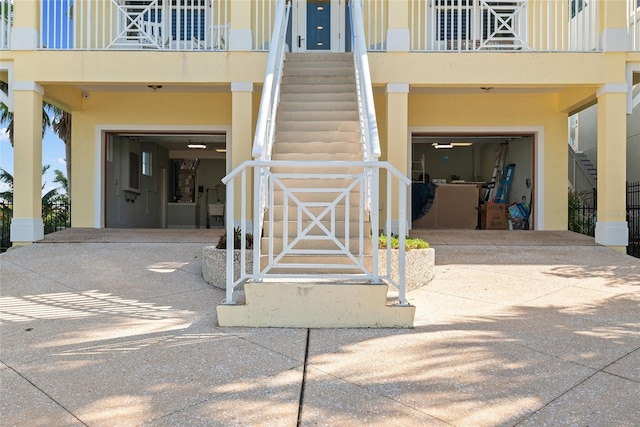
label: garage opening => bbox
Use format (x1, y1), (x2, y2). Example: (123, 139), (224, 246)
(105, 132), (227, 229)
(411, 133), (534, 230)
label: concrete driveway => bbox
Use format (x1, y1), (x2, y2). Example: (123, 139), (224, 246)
(1, 230), (639, 426)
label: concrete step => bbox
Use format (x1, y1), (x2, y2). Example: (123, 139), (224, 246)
(278, 101), (358, 112)
(280, 92), (357, 103)
(271, 152), (362, 162)
(216, 282), (415, 328)
(265, 205), (366, 221)
(283, 65), (354, 76)
(269, 165), (365, 175)
(277, 110), (359, 122)
(272, 141), (362, 154)
(285, 52), (353, 61)
(263, 220), (371, 237)
(262, 236), (372, 252)
(275, 120), (359, 133)
(280, 83), (356, 94)
(282, 75), (355, 85)
(261, 254), (372, 271)
(275, 130), (361, 144)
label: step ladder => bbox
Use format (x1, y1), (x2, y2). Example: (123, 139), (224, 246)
(487, 142), (509, 202)
(495, 163), (516, 204)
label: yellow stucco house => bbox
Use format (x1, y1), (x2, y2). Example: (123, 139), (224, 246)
(1, 0), (638, 325)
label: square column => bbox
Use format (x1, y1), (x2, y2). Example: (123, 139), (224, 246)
(10, 83), (45, 245)
(595, 84), (628, 251)
(229, 0), (252, 51)
(599, 0), (629, 51)
(231, 82), (254, 227)
(386, 1), (409, 51)
(386, 83), (409, 234)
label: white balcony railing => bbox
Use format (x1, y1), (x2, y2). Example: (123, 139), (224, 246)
(1, 0), (10, 50)
(410, 0), (599, 52)
(40, 0), (229, 51)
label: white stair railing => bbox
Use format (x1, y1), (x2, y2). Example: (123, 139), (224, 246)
(631, 0), (640, 51)
(221, 160), (411, 306)
(0, 1), (10, 50)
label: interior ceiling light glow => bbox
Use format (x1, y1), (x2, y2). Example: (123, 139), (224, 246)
(187, 144), (207, 149)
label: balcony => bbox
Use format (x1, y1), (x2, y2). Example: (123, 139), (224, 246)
(1, 0), (639, 52)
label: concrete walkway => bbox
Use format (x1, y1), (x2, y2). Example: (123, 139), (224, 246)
(1, 230), (639, 426)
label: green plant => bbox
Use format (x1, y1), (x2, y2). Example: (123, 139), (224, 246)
(216, 227), (254, 249)
(377, 234), (429, 250)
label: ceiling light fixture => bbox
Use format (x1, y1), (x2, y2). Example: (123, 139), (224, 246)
(480, 87), (494, 93)
(215, 148), (227, 153)
(147, 85), (163, 92)
(187, 143), (207, 149)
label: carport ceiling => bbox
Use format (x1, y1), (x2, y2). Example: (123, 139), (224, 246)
(118, 133), (226, 152)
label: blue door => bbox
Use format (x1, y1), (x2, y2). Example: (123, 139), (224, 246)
(307, 0), (331, 50)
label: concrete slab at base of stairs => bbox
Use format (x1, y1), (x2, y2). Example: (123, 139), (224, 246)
(216, 282), (416, 328)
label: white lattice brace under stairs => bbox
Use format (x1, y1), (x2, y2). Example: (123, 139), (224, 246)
(263, 169), (370, 276)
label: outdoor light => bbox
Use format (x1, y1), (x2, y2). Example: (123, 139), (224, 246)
(147, 85), (163, 91)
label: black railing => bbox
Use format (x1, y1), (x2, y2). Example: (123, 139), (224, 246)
(569, 182), (640, 259)
(628, 181), (640, 258)
(0, 201), (71, 252)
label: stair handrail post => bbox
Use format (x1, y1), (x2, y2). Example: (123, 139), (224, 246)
(350, 0), (381, 161)
(370, 166), (380, 283)
(224, 177), (236, 304)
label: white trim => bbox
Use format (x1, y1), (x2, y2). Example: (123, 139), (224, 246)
(12, 81), (44, 95)
(10, 218), (44, 243)
(595, 221), (629, 246)
(407, 125), (545, 231)
(386, 28), (410, 52)
(599, 28), (630, 52)
(0, 61), (13, 111)
(10, 28), (38, 50)
(626, 63), (640, 114)
(596, 83), (628, 97)
(229, 29), (253, 51)
(94, 124), (232, 228)
(231, 82), (254, 92)
(386, 83), (409, 93)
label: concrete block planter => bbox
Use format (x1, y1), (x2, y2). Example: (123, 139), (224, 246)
(378, 248), (435, 292)
(202, 247), (253, 290)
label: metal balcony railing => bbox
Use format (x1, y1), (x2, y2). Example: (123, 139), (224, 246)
(40, 0), (229, 51)
(15, 0), (637, 52)
(410, 0), (600, 51)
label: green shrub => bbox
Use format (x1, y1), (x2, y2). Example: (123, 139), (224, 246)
(378, 234), (429, 250)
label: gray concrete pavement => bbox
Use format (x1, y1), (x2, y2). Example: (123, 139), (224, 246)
(1, 230), (639, 426)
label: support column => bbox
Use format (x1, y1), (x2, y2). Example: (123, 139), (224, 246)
(386, 1), (410, 51)
(231, 82), (254, 228)
(386, 83), (409, 234)
(595, 84), (628, 251)
(229, 0), (252, 51)
(10, 83), (44, 245)
(599, 0), (629, 51)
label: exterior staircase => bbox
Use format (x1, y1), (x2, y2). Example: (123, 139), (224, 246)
(573, 151), (597, 184)
(217, 52), (415, 328)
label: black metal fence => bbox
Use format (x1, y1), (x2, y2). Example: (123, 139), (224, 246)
(569, 182), (640, 258)
(0, 201), (71, 252)
(628, 181), (640, 258)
